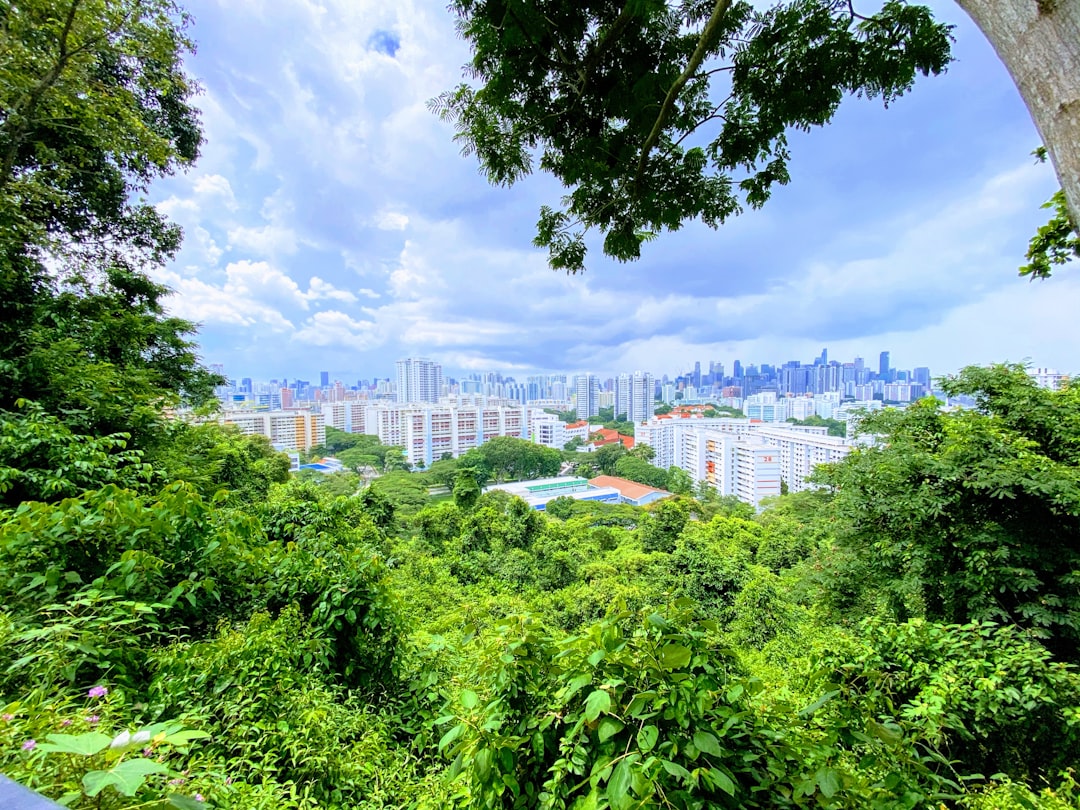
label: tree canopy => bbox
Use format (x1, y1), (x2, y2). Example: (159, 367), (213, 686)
(434, 0), (952, 272)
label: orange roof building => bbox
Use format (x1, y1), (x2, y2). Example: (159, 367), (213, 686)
(588, 475), (673, 506)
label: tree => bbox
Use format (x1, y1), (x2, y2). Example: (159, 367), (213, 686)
(641, 497), (691, 553)
(435, 0), (951, 272)
(816, 364), (1080, 658)
(452, 467), (482, 510)
(0, 0), (222, 465)
(666, 465), (694, 496)
(593, 442), (627, 476)
(614, 455), (669, 489)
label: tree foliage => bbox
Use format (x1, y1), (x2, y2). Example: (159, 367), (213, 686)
(434, 0), (952, 271)
(816, 364), (1080, 657)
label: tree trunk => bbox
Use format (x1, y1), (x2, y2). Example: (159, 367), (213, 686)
(955, 0), (1080, 229)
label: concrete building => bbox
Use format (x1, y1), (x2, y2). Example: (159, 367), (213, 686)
(754, 425), (853, 493)
(484, 476), (621, 510)
(221, 410), (325, 452)
(636, 417), (853, 505)
(588, 476), (673, 507)
(396, 358), (443, 404)
(355, 402), (528, 467)
(574, 373), (600, 419)
(1030, 367), (1069, 390)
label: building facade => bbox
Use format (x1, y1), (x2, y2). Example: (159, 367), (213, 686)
(395, 358), (443, 404)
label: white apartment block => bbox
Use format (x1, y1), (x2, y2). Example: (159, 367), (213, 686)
(614, 371), (655, 423)
(529, 411), (588, 449)
(637, 417), (853, 505)
(321, 402), (368, 434)
(221, 410), (326, 452)
(1030, 368), (1069, 390)
(574, 373), (600, 419)
(753, 426), (853, 493)
(355, 403), (527, 467)
(396, 358), (443, 404)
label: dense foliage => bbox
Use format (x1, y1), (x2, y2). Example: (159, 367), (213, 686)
(2, 2), (1078, 808)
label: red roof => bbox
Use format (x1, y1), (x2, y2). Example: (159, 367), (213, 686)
(589, 475), (671, 501)
(589, 428), (635, 448)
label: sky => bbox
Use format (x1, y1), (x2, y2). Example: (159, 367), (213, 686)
(149, 0), (1077, 383)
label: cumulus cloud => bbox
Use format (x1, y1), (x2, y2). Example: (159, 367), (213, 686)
(146, 0), (1080, 378)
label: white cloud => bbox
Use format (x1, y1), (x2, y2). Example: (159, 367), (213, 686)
(376, 210), (409, 230)
(193, 174), (239, 210)
(293, 310), (383, 351)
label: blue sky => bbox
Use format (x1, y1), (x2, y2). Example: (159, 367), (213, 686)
(150, 0), (1076, 383)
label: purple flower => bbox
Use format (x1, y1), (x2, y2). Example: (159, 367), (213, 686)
(224, 777), (233, 785)
(1, 713), (13, 722)
(87, 685), (108, 699)
(86, 715), (100, 725)
(22, 739), (36, 751)
(143, 747), (153, 757)
(60, 719), (73, 727)
(194, 795), (204, 802)
(168, 778), (185, 786)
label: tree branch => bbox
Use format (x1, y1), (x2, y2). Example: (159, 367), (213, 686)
(632, 0), (734, 192)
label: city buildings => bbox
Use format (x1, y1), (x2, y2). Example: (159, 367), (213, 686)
(574, 373), (600, 419)
(220, 410), (325, 452)
(396, 358), (443, 404)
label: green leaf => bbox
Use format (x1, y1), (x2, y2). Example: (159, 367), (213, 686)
(438, 723), (464, 751)
(84, 759), (168, 797)
(661, 759), (692, 782)
(711, 768), (737, 796)
(168, 795), (206, 809)
(460, 689), (478, 710)
(693, 731), (723, 758)
(816, 768), (841, 799)
(659, 644), (691, 670)
(584, 689), (612, 722)
(38, 732), (112, 757)
(637, 724), (659, 752)
(597, 716), (624, 742)
(607, 757), (634, 810)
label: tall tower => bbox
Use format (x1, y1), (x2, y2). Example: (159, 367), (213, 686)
(319, 370), (330, 388)
(628, 371), (654, 423)
(879, 351), (890, 380)
(396, 358), (443, 404)
(574, 373), (600, 419)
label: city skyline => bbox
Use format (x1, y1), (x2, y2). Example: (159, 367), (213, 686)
(151, 0), (1076, 381)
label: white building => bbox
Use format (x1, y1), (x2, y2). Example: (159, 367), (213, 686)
(321, 401), (367, 434)
(1030, 367), (1069, 390)
(614, 371), (654, 423)
(396, 358), (443, 404)
(744, 392), (790, 422)
(754, 426), (853, 493)
(574, 373), (601, 419)
(636, 417), (854, 505)
(355, 402), (527, 467)
(221, 410), (326, 452)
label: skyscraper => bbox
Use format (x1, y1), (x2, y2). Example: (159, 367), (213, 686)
(879, 351), (890, 380)
(396, 358), (443, 404)
(319, 370), (330, 388)
(574, 373), (600, 419)
(628, 371), (655, 423)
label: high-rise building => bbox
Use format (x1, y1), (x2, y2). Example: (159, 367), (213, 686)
(913, 367), (932, 388)
(574, 373), (600, 419)
(396, 358), (443, 404)
(733, 360), (743, 379)
(319, 371), (330, 388)
(879, 351), (890, 380)
(627, 371), (655, 423)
